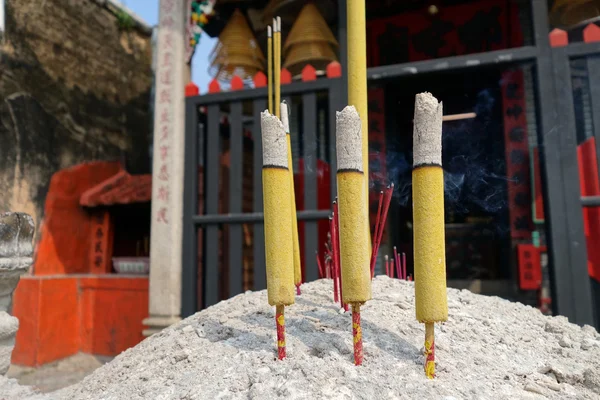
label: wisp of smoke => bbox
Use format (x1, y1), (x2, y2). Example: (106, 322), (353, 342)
(377, 89), (510, 221)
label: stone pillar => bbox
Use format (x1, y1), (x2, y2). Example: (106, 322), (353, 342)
(143, 0), (187, 336)
(0, 213), (34, 374)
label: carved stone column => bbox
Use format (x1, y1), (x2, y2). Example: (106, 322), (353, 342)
(0, 213), (34, 375)
(144, 0), (187, 336)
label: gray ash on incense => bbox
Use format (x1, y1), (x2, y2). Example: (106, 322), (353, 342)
(413, 92), (443, 168)
(260, 111), (288, 169)
(281, 101), (290, 134)
(336, 106), (363, 173)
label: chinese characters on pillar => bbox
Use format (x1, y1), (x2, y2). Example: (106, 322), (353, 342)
(501, 70), (533, 239)
(154, 0), (179, 225)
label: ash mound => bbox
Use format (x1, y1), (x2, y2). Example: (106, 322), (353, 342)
(40, 278), (600, 399)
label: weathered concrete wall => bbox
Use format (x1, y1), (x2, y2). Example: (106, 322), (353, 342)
(0, 0), (153, 235)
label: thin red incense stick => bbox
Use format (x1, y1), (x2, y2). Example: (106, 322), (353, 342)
(372, 184), (394, 277)
(316, 251), (324, 279)
(397, 250), (402, 280)
(402, 252), (407, 281)
(393, 246), (399, 279)
(329, 217), (339, 303)
(325, 237), (332, 279)
(384, 255), (389, 276)
(408, 275), (413, 282)
(333, 201), (347, 311)
(390, 257), (394, 278)
(370, 191), (384, 278)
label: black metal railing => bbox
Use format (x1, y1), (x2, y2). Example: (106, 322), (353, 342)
(182, 77), (345, 316)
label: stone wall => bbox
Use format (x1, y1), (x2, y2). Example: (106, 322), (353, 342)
(0, 0), (153, 235)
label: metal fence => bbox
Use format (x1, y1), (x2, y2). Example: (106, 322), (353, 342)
(541, 36), (600, 326)
(182, 77), (345, 317)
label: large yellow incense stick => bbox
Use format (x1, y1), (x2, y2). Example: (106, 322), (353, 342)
(261, 111), (295, 359)
(336, 106), (371, 365)
(281, 101), (302, 293)
(347, 0), (370, 247)
(413, 92), (448, 379)
(274, 17), (281, 119)
(267, 25), (273, 114)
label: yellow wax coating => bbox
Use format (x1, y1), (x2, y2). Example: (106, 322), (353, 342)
(347, 0), (370, 246)
(286, 134), (302, 287)
(337, 171), (371, 304)
(413, 166), (448, 323)
(263, 167), (295, 306)
(274, 19), (281, 119)
(267, 32), (273, 114)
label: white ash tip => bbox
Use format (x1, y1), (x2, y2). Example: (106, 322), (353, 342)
(261, 111), (288, 168)
(415, 92), (441, 114)
(280, 101), (290, 133)
(413, 92), (443, 167)
(268, 26), (272, 37)
(336, 106), (363, 172)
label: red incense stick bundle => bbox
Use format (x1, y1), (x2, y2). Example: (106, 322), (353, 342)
(402, 252), (407, 281)
(370, 185), (394, 277)
(370, 191), (384, 278)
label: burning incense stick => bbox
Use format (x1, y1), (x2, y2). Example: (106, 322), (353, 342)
(336, 106), (372, 365)
(402, 252), (407, 281)
(442, 112), (476, 122)
(267, 26), (273, 114)
(261, 111), (295, 360)
(389, 257), (394, 278)
(347, 0), (370, 246)
(413, 112), (477, 123)
(413, 92), (448, 379)
(274, 17), (281, 119)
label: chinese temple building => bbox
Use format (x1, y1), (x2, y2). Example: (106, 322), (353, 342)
(10, 0), (600, 369)
(179, 0), (600, 330)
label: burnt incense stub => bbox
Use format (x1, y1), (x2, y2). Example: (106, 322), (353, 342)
(261, 111), (288, 169)
(413, 92), (443, 168)
(336, 106), (363, 173)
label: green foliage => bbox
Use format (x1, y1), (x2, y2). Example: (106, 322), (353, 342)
(116, 9), (135, 31)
